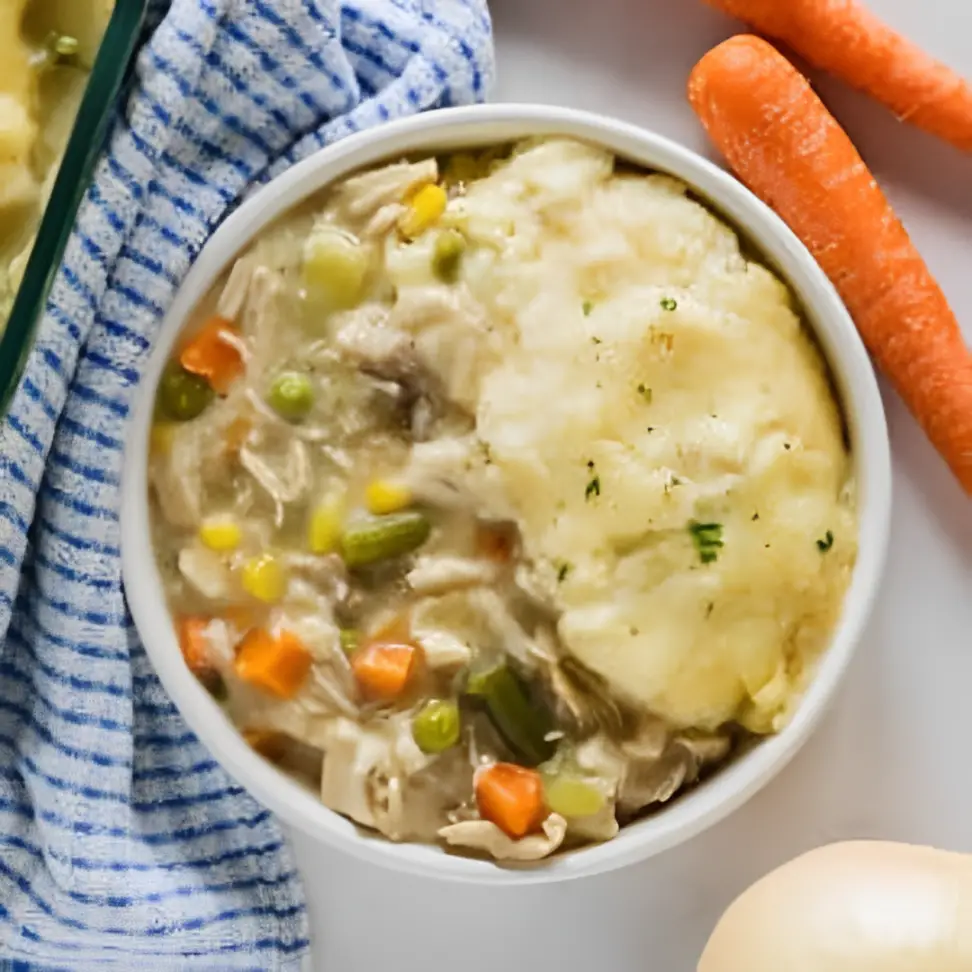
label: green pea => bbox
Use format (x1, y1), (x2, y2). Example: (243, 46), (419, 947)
(158, 362), (214, 421)
(431, 229), (466, 282)
(268, 372), (315, 421)
(412, 699), (461, 754)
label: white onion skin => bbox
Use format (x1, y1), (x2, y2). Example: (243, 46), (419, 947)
(698, 841), (972, 971)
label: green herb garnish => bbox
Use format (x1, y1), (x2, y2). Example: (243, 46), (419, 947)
(585, 475), (601, 501)
(816, 530), (835, 553)
(582, 300), (594, 316)
(637, 383), (653, 403)
(660, 297), (678, 312)
(689, 521), (724, 564)
(557, 562), (571, 583)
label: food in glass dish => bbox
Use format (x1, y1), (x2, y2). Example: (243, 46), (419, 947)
(0, 0), (113, 328)
(148, 137), (858, 861)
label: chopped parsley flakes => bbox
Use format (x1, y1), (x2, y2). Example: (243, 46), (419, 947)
(689, 520), (724, 564)
(582, 300), (594, 316)
(637, 383), (653, 403)
(817, 530), (835, 552)
(585, 474), (601, 501)
(660, 297), (678, 312)
(557, 562), (571, 583)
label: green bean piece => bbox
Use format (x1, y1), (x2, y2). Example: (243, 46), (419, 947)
(412, 699), (461, 754)
(158, 362), (215, 421)
(466, 664), (555, 766)
(268, 372), (315, 421)
(542, 774), (606, 819)
(340, 511), (431, 568)
(431, 229), (466, 282)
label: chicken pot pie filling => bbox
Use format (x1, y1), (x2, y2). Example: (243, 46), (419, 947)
(149, 137), (857, 861)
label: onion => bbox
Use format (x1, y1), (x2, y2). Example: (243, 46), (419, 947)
(699, 841), (972, 971)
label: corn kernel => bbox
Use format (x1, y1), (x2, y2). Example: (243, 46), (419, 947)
(241, 554), (287, 604)
(399, 183), (448, 240)
(308, 494), (345, 554)
(199, 516), (243, 553)
(365, 480), (413, 516)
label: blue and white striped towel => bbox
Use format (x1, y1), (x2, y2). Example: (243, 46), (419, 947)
(0, 0), (493, 966)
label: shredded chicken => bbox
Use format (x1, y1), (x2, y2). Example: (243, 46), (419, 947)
(389, 286), (493, 411)
(336, 158), (438, 221)
(412, 630), (472, 670)
(239, 438), (310, 527)
(406, 556), (500, 596)
(332, 305), (418, 384)
(217, 256), (254, 322)
(438, 813), (568, 862)
(320, 718), (390, 830)
(467, 588), (537, 670)
(363, 202), (406, 238)
(178, 545), (233, 600)
(151, 428), (204, 528)
(401, 436), (515, 520)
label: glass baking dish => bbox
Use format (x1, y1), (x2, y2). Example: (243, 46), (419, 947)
(0, 0), (148, 416)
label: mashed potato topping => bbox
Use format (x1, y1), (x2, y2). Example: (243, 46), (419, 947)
(456, 139), (857, 731)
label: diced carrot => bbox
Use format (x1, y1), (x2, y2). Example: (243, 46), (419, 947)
(475, 523), (515, 563)
(242, 728), (289, 763)
(351, 641), (420, 702)
(234, 628), (313, 700)
(177, 616), (214, 677)
(177, 616), (225, 695)
(179, 316), (245, 394)
(474, 762), (547, 840)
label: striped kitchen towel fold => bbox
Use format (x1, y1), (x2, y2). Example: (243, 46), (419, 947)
(0, 0), (493, 967)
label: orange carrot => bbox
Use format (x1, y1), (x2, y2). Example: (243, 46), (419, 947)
(703, 0), (972, 152)
(351, 641), (420, 702)
(180, 316), (245, 394)
(234, 628), (313, 699)
(177, 616), (224, 695)
(474, 763), (547, 840)
(177, 616), (213, 676)
(689, 36), (972, 493)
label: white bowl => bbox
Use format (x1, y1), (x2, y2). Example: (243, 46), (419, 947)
(121, 104), (892, 885)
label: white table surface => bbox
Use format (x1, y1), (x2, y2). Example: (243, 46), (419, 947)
(294, 1), (972, 968)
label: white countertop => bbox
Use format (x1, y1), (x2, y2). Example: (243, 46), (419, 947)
(295, 1), (972, 967)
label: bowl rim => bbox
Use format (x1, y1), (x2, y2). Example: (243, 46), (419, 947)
(121, 103), (892, 885)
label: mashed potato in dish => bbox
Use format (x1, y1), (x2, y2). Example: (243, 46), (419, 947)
(0, 0), (113, 328)
(149, 137), (856, 861)
(463, 140), (856, 732)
